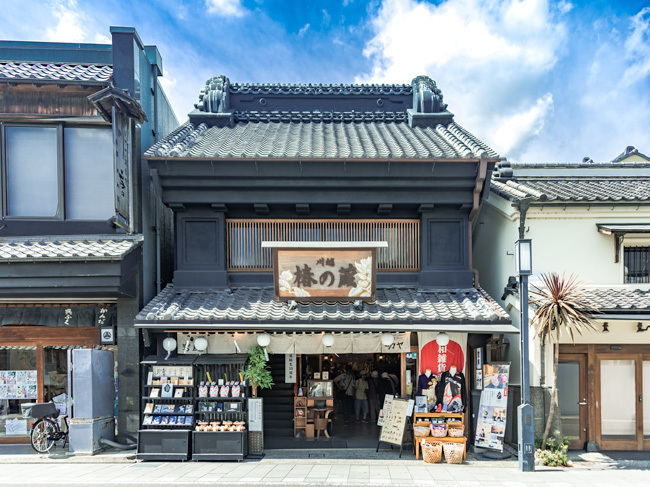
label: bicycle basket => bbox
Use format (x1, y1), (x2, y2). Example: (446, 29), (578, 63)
(21, 402), (58, 419)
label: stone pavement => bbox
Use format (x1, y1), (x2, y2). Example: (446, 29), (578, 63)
(0, 446), (649, 487)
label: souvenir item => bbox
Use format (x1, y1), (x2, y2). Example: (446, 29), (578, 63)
(198, 381), (208, 398)
(209, 382), (219, 397)
(220, 385), (229, 397)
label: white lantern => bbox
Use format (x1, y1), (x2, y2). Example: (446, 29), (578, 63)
(162, 337), (177, 352)
(257, 333), (271, 347)
(435, 332), (450, 347)
(381, 333), (394, 346)
(322, 333), (335, 347)
(194, 336), (208, 352)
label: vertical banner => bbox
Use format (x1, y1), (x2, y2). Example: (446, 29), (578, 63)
(474, 363), (510, 451)
(285, 353), (297, 383)
(113, 106), (132, 232)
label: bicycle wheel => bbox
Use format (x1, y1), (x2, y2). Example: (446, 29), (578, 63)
(30, 419), (57, 453)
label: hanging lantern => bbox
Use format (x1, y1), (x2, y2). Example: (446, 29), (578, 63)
(435, 332), (450, 347)
(162, 337), (177, 351)
(257, 333), (271, 347)
(194, 336), (208, 352)
(322, 333), (335, 347)
(381, 333), (395, 347)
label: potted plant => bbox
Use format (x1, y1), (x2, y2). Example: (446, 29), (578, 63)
(241, 345), (274, 397)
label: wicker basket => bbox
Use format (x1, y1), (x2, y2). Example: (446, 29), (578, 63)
(430, 423), (448, 438)
(448, 427), (464, 438)
(414, 426), (430, 437)
(421, 440), (443, 463)
(443, 442), (464, 464)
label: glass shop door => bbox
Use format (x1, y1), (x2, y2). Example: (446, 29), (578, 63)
(557, 354), (587, 450)
(597, 353), (649, 451)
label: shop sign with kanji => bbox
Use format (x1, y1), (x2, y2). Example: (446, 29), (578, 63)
(271, 247), (379, 301)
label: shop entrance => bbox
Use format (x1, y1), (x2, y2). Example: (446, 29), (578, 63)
(299, 352), (403, 447)
(557, 354), (587, 450)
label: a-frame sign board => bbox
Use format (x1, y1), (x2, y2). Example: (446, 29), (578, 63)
(376, 398), (412, 457)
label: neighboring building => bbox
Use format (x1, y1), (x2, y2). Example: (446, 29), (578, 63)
(135, 75), (516, 453)
(0, 27), (178, 444)
(473, 154), (650, 452)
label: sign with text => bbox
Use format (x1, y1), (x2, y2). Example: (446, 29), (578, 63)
(475, 363), (510, 451)
(379, 398), (409, 446)
(113, 106), (132, 232)
(285, 354), (297, 383)
(273, 248), (377, 301)
(248, 398), (263, 432)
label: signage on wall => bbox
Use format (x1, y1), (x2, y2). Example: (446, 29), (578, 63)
(100, 327), (115, 345)
(285, 354), (296, 383)
(475, 363), (510, 451)
(113, 106), (132, 232)
(0, 370), (37, 399)
(262, 242), (387, 302)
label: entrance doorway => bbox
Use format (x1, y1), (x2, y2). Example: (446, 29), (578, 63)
(597, 353), (650, 450)
(557, 354), (587, 450)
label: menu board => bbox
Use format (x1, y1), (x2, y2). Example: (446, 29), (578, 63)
(379, 398), (409, 446)
(248, 398), (263, 432)
(475, 363), (510, 451)
(0, 370), (37, 399)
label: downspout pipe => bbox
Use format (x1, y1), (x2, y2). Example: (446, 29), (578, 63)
(468, 156), (488, 287)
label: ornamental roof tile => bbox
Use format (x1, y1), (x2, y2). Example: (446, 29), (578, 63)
(145, 119), (497, 160)
(229, 83), (413, 96)
(0, 235), (142, 262)
(490, 177), (650, 203)
(136, 285), (510, 323)
(0, 62), (112, 83)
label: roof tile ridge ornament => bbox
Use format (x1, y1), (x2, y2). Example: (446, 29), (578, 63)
(196, 75), (230, 113)
(406, 75), (454, 128)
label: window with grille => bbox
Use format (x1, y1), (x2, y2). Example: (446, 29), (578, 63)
(624, 247), (650, 283)
(226, 219), (420, 272)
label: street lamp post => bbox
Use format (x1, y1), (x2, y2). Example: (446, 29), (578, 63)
(515, 239), (535, 472)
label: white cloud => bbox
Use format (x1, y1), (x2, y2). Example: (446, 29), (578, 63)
(299, 23), (311, 37)
(322, 9), (331, 25)
(622, 7), (650, 86)
(357, 0), (568, 159)
(44, 0), (89, 42)
(206, 0), (246, 17)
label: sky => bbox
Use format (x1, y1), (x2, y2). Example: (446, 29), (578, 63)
(2, 0), (649, 163)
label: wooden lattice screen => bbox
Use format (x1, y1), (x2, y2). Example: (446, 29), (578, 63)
(226, 219), (420, 272)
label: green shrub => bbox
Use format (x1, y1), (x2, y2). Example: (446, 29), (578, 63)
(535, 431), (571, 467)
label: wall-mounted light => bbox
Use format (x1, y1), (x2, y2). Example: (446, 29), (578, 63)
(637, 322), (650, 333)
(602, 322), (610, 333)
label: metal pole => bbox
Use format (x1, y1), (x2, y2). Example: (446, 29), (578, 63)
(518, 273), (535, 471)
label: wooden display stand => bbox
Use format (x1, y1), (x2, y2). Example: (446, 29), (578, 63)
(413, 412), (467, 460)
(293, 396), (307, 437)
(305, 380), (334, 439)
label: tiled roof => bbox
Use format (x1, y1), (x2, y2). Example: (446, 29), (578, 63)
(0, 236), (142, 262)
(229, 83), (413, 96)
(136, 285), (510, 323)
(490, 177), (650, 203)
(579, 288), (650, 312)
(145, 120), (497, 159)
(0, 62), (112, 83)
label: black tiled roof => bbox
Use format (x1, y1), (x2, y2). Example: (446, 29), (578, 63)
(229, 83), (413, 96)
(0, 235), (142, 262)
(145, 120), (497, 159)
(136, 285), (510, 323)
(0, 62), (112, 83)
(579, 288), (650, 311)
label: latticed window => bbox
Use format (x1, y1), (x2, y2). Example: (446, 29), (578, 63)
(624, 247), (650, 283)
(226, 219), (420, 271)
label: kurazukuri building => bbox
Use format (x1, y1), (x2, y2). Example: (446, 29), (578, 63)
(134, 75), (516, 459)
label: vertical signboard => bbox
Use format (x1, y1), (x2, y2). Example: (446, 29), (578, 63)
(285, 354), (297, 383)
(113, 106), (132, 232)
(475, 363), (510, 451)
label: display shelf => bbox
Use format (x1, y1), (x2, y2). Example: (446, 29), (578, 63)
(413, 412), (466, 460)
(293, 396), (307, 437)
(137, 430), (191, 461)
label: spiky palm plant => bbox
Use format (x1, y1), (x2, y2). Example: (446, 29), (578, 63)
(529, 273), (599, 449)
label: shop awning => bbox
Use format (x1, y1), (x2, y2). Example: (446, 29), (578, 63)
(135, 285), (517, 334)
(0, 304), (117, 327)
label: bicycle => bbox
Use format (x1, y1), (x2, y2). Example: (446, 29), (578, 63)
(21, 401), (68, 453)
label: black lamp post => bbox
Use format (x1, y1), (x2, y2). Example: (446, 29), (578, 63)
(515, 238), (535, 472)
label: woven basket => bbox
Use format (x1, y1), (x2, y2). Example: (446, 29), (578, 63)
(430, 424), (448, 438)
(414, 426), (430, 437)
(443, 442), (464, 464)
(448, 427), (464, 438)
(421, 440), (443, 464)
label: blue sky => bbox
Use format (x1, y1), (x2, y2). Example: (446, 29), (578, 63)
(2, 0), (649, 163)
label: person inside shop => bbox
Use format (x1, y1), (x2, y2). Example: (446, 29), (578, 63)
(377, 371), (395, 405)
(435, 365), (467, 412)
(367, 370), (380, 422)
(354, 371), (369, 422)
(334, 364), (356, 425)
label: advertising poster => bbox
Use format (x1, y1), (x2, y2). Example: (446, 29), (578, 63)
(474, 363), (510, 451)
(0, 370), (37, 400)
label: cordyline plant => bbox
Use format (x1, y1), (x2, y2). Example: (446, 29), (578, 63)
(529, 273), (599, 450)
(240, 345), (274, 397)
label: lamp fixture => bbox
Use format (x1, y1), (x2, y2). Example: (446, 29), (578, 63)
(435, 332), (450, 347)
(162, 336), (177, 361)
(602, 322), (610, 333)
(322, 333), (335, 347)
(257, 333), (271, 347)
(194, 336), (208, 352)
(515, 239), (533, 276)
(381, 333), (395, 347)
(637, 322), (650, 333)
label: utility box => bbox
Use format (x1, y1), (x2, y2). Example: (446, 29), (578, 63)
(67, 349), (115, 454)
